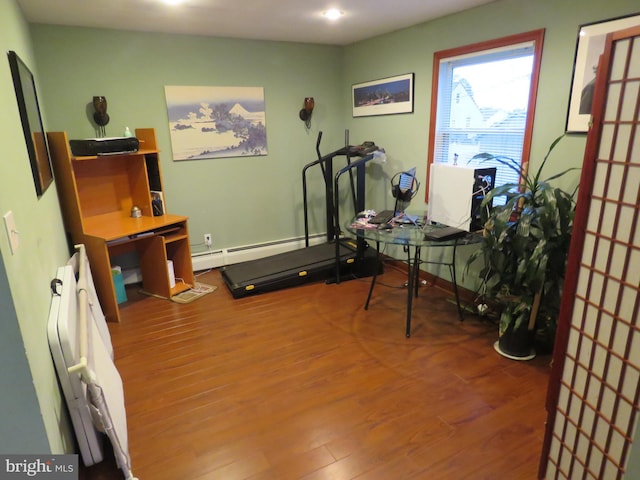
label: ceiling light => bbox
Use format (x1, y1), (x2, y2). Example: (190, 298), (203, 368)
(162, 0), (184, 5)
(323, 9), (344, 21)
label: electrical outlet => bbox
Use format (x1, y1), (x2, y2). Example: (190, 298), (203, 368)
(204, 233), (212, 247)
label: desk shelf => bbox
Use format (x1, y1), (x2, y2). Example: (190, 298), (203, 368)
(164, 234), (188, 243)
(48, 128), (195, 322)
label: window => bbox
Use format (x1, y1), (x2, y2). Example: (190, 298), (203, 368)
(426, 30), (545, 201)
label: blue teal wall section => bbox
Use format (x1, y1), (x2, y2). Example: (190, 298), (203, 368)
(0, 254), (50, 453)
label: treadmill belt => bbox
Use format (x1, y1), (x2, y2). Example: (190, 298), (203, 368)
(221, 242), (357, 298)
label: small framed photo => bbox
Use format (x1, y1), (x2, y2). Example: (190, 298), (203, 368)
(151, 191), (164, 216)
(566, 13), (640, 133)
(352, 73), (414, 117)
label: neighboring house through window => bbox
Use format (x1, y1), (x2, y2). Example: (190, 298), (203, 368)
(427, 30), (545, 202)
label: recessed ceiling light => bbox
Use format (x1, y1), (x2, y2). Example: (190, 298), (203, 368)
(162, 0), (184, 5)
(323, 9), (344, 21)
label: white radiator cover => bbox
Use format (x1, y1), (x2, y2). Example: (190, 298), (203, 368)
(191, 233), (327, 272)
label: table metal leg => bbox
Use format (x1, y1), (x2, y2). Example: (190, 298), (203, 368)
(413, 245), (421, 299)
(405, 247), (414, 337)
(405, 245), (421, 338)
(364, 240), (381, 310)
(452, 240), (464, 321)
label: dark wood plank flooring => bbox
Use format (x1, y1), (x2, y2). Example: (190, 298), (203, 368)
(80, 264), (550, 479)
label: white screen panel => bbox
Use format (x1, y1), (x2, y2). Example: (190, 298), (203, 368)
(629, 39), (640, 77)
(599, 124), (615, 158)
(579, 336), (594, 368)
(593, 237), (611, 271)
(603, 280), (621, 314)
(628, 249), (640, 286)
(601, 202), (619, 238)
(630, 129), (640, 164)
(606, 355), (623, 391)
(622, 368), (640, 403)
(601, 385), (617, 421)
(586, 199), (603, 233)
(583, 305), (598, 338)
(604, 83), (622, 121)
(608, 242), (626, 279)
(622, 166), (639, 204)
(616, 204), (635, 240)
(610, 39), (630, 81)
(612, 322), (630, 357)
(621, 81), (640, 122)
(619, 285), (638, 321)
(607, 163), (626, 196)
(628, 330), (640, 367)
(613, 125), (632, 162)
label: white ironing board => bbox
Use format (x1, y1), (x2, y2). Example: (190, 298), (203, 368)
(47, 245), (137, 479)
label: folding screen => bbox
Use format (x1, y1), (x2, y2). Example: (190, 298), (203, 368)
(540, 25), (640, 479)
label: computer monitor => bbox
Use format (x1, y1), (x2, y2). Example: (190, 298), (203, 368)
(428, 164), (496, 231)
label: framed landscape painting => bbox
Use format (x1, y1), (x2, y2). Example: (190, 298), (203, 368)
(165, 85), (267, 160)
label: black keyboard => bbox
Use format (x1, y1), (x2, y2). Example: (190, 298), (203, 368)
(369, 210), (394, 224)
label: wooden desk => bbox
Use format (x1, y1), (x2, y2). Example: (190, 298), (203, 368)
(48, 129), (195, 322)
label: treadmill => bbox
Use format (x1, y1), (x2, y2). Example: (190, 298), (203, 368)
(221, 132), (380, 298)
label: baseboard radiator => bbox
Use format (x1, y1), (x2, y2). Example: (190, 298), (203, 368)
(191, 233), (327, 272)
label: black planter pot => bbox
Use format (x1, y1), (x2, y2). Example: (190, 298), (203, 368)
(495, 324), (536, 361)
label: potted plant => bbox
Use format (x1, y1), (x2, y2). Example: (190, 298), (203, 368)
(466, 135), (577, 360)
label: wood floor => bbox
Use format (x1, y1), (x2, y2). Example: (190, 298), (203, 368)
(80, 263), (551, 479)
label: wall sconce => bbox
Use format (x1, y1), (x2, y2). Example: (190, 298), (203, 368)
(92, 96), (110, 137)
(299, 97), (314, 129)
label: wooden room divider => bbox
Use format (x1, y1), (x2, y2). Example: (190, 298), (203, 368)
(540, 25), (640, 479)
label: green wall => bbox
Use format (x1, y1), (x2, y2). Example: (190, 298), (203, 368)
(0, 0), (73, 453)
(30, 0), (639, 274)
(342, 0), (639, 285)
(31, 26), (347, 250)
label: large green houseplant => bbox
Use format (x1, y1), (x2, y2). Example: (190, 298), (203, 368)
(466, 136), (577, 359)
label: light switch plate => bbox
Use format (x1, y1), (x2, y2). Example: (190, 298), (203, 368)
(3, 211), (19, 254)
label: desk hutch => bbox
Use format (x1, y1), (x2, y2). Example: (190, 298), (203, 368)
(48, 128), (195, 322)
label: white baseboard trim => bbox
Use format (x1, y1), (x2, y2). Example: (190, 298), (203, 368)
(192, 233), (327, 272)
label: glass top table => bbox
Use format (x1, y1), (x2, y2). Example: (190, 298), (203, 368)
(347, 219), (481, 248)
(345, 218), (482, 337)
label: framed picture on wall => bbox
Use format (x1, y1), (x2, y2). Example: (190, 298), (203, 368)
(352, 73), (415, 117)
(566, 13), (640, 133)
(7, 50), (53, 197)
(164, 85), (267, 160)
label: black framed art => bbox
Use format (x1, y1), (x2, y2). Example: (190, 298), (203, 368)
(566, 13), (640, 133)
(8, 50), (53, 196)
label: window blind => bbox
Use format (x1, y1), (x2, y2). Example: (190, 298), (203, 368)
(434, 43), (535, 190)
